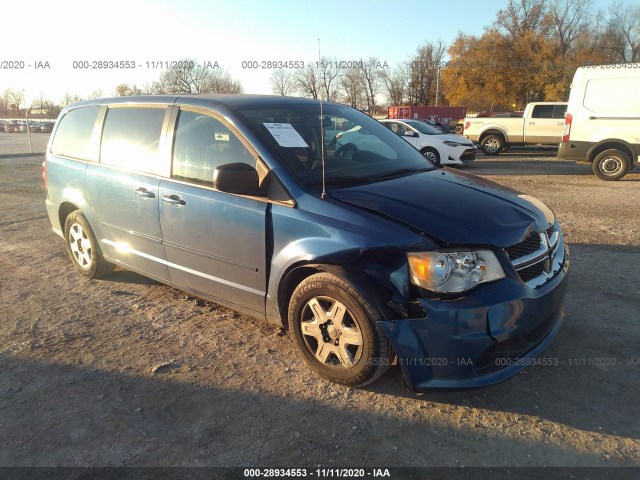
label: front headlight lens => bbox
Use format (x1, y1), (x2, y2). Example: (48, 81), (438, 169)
(442, 140), (474, 148)
(407, 250), (505, 293)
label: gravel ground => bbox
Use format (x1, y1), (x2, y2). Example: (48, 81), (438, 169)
(0, 148), (639, 470)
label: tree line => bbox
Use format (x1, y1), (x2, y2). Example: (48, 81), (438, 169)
(275, 0), (639, 112)
(1, 0), (637, 118)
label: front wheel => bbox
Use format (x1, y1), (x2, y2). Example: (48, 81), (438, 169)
(288, 272), (391, 387)
(421, 147), (440, 165)
(480, 135), (504, 155)
(592, 149), (630, 181)
(64, 211), (115, 278)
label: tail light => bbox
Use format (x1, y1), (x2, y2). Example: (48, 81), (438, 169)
(42, 160), (47, 190)
(464, 121), (470, 130)
(562, 113), (572, 143)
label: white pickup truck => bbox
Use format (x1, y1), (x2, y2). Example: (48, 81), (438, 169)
(464, 102), (567, 155)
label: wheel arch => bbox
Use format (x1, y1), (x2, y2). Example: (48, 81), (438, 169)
(478, 129), (507, 144)
(275, 262), (396, 330)
(587, 139), (637, 165)
(58, 201), (81, 232)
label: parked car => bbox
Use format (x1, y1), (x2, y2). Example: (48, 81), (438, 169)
(0, 120), (9, 132)
(379, 118), (477, 165)
(464, 102), (567, 155)
(39, 122), (53, 133)
(558, 64), (640, 181)
(5, 121), (20, 133)
(44, 95), (568, 392)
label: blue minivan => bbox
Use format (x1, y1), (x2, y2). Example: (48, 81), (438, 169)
(43, 95), (568, 392)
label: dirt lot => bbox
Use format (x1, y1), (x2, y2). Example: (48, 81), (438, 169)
(0, 147), (639, 470)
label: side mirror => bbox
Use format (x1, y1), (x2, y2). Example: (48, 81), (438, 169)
(404, 130), (417, 137)
(214, 163), (265, 196)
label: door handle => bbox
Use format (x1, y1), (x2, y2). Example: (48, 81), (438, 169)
(135, 187), (155, 198)
(162, 194), (186, 206)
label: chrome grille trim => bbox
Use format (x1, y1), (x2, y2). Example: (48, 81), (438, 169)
(511, 233), (547, 269)
(506, 225), (564, 289)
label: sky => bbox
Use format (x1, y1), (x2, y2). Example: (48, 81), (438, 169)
(0, 0), (621, 107)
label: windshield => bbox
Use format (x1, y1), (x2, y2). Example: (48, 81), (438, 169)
(405, 120), (442, 135)
(236, 103), (435, 186)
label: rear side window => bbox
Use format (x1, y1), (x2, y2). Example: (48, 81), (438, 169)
(553, 104), (567, 119)
(50, 106), (100, 160)
(531, 105), (554, 118)
(100, 107), (166, 174)
(172, 110), (255, 187)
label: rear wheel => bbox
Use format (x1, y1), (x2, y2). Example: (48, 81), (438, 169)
(64, 211), (115, 278)
(288, 272), (391, 387)
(592, 149), (630, 181)
(480, 135), (504, 155)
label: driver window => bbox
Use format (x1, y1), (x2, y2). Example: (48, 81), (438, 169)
(172, 110), (255, 187)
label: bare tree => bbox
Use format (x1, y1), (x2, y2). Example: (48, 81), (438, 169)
(35, 91), (46, 115)
(359, 57), (383, 114)
(409, 41), (446, 105)
(604, 1), (640, 62)
(6, 89), (25, 115)
(317, 57), (343, 101)
(495, 0), (548, 39)
(88, 90), (104, 99)
(202, 69), (244, 94)
(546, 0), (592, 54)
(114, 84), (142, 96)
(147, 58), (243, 94)
(340, 68), (365, 109)
(61, 93), (81, 107)
(293, 63), (320, 99)
(270, 69), (294, 96)
(380, 65), (407, 106)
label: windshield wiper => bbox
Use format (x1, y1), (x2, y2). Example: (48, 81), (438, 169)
(370, 167), (432, 180)
(302, 176), (373, 186)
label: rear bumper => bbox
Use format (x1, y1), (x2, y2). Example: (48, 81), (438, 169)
(557, 141), (591, 161)
(377, 254), (569, 392)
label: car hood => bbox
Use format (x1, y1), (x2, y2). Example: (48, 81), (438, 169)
(331, 168), (555, 247)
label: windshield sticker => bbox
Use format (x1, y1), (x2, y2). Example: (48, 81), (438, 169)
(263, 123), (309, 148)
(214, 132), (230, 141)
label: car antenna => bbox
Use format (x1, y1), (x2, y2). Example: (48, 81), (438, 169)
(318, 38), (328, 200)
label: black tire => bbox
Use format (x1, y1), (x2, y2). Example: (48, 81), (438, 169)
(64, 211), (115, 278)
(421, 147), (440, 165)
(592, 149), (631, 181)
(288, 272), (391, 387)
(480, 134), (504, 156)
(454, 124), (464, 135)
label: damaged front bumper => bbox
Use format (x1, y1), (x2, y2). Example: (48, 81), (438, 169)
(377, 261), (569, 392)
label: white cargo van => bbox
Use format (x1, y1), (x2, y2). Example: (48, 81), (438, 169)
(558, 64), (640, 180)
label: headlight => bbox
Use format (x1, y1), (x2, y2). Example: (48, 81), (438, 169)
(442, 140), (474, 148)
(407, 250), (505, 293)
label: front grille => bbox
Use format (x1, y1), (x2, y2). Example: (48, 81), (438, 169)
(460, 149), (477, 161)
(518, 261), (545, 282)
(505, 226), (563, 288)
(506, 232), (541, 260)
